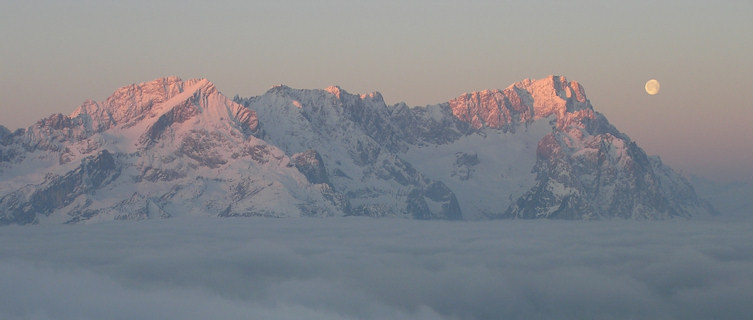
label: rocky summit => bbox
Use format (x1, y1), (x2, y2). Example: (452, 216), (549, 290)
(0, 76), (715, 224)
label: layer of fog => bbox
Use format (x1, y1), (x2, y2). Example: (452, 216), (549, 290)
(1, 217), (752, 320)
(691, 177), (753, 218)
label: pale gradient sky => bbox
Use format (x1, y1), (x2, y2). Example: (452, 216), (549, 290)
(2, 0), (751, 181)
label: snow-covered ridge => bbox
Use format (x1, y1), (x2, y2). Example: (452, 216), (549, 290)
(448, 75), (591, 130)
(0, 76), (716, 224)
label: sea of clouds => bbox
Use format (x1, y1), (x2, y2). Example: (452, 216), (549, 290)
(1, 216), (752, 320)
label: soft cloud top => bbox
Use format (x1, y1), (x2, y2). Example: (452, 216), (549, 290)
(1, 218), (752, 319)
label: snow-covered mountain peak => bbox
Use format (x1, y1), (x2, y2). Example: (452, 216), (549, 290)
(448, 75), (593, 130)
(0, 76), (715, 224)
(16, 77), (255, 156)
(105, 76), (186, 108)
(132, 77), (259, 149)
(510, 75), (590, 113)
(66, 77), (217, 127)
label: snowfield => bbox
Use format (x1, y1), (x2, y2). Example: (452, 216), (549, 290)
(1, 217), (751, 320)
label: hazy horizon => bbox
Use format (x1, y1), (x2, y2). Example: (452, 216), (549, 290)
(2, 0), (751, 181)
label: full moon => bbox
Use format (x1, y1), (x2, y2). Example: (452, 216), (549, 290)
(645, 79), (660, 95)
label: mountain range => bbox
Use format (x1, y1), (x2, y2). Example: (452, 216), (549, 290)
(0, 76), (716, 224)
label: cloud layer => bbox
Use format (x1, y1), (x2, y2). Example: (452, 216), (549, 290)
(1, 217), (752, 320)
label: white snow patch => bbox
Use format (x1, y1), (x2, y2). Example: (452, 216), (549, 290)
(402, 118), (553, 219)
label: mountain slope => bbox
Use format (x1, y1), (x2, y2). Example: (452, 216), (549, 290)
(237, 86), (461, 220)
(397, 76), (715, 219)
(0, 77), (344, 224)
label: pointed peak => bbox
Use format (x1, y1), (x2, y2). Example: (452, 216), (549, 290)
(325, 85), (344, 98)
(360, 91), (384, 103)
(69, 98), (101, 119)
(186, 78), (219, 96)
(65, 76), (219, 129)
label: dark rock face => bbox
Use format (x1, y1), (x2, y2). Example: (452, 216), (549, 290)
(291, 150), (330, 185)
(289, 149), (352, 215)
(424, 181), (462, 220)
(504, 109), (714, 220)
(140, 100), (199, 147)
(405, 182), (462, 220)
(242, 85), (465, 221)
(0, 150), (120, 224)
(178, 131), (228, 169)
(450, 90), (534, 131)
(0, 125), (9, 139)
(452, 152), (480, 181)
(387, 103), (472, 148)
(0, 125), (16, 162)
